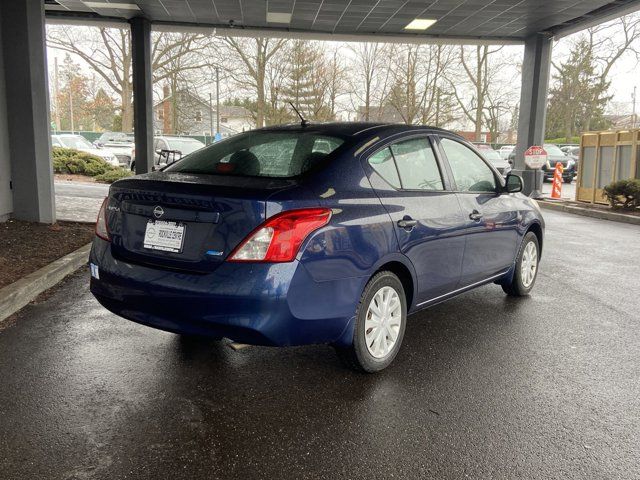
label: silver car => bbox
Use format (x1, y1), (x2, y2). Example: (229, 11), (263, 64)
(51, 134), (120, 167)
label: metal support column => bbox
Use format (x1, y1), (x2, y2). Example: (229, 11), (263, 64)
(131, 17), (154, 175)
(513, 33), (553, 197)
(1, 0), (55, 223)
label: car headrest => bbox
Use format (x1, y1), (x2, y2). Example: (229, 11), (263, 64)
(229, 150), (260, 176)
(302, 152), (328, 173)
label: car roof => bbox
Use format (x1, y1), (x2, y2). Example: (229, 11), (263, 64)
(256, 122), (462, 140)
(158, 136), (202, 141)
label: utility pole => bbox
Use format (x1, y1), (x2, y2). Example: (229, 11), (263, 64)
(68, 74), (74, 134)
(54, 57), (60, 132)
(208, 92), (214, 145)
(216, 67), (220, 138)
(632, 86), (637, 129)
(435, 86), (441, 128)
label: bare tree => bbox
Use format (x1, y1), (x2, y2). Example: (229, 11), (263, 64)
(584, 14), (640, 130)
(347, 43), (394, 121)
(222, 37), (288, 128)
(446, 45), (518, 141)
(47, 25), (218, 132)
(386, 44), (457, 125)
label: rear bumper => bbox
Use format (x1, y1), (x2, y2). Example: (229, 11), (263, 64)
(89, 238), (358, 347)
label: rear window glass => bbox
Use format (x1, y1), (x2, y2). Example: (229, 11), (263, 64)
(165, 132), (344, 178)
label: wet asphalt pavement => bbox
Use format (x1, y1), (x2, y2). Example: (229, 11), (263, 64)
(55, 181), (109, 222)
(1, 209), (639, 479)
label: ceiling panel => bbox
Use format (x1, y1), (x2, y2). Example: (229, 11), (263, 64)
(47, 0), (640, 41)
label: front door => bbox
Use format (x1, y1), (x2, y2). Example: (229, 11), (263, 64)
(363, 135), (466, 305)
(437, 136), (520, 286)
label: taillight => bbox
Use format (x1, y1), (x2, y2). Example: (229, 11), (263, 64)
(228, 208), (332, 263)
(95, 197), (110, 241)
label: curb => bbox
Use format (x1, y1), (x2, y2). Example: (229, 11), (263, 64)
(0, 243), (92, 324)
(539, 200), (640, 226)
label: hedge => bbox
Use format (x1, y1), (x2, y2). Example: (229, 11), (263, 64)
(52, 147), (132, 183)
(603, 179), (640, 210)
(94, 169), (133, 184)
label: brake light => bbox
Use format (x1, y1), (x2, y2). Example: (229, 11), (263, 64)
(95, 197), (110, 241)
(229, 208), (332, 263)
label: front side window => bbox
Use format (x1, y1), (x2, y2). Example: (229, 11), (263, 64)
(165, 132), (343, 178)
(441, 138), (496, 192)
(390, 138), (443, 191)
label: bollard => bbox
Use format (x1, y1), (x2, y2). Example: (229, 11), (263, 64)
(551, 162), (564, 199)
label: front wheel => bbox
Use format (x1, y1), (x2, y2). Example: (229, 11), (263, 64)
(502, 232), (540, 297)
(335, 271), (407, 373)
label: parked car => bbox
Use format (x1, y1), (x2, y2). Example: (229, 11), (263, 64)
(508, 143), (576, 183)
(563, 146), (580, 176)
(94, 132), (135, 168)
(51, 134), (120, 167)
(499, 145), (515, 160)
(476, 145), (512, 175)
(559, 144), (579, 155)
(129, 136), (206, 171)
(89, 123), (544, 372)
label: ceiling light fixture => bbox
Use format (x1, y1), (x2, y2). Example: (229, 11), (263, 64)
(266, 12), (292, 24)
(404, 18), (437, 30)
(83, 2), (141, 10)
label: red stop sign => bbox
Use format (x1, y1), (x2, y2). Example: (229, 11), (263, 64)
(524, 146), (547, 169)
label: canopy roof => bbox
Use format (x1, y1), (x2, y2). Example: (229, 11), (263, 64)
(45, 0), (640, 43)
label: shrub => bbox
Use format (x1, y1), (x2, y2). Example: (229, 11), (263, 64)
(52, 147), (113, 176)
(603, 179), (640, 210)
(94, 168), (133, 184)
(545, 137), (581, 145)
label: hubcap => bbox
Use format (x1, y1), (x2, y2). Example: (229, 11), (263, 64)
(520, 241), (538, 288)
(364, 286), (402, 359)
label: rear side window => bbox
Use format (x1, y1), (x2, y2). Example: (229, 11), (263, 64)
(166, 132), (343, 178)
(390, 138), (443, 191)
(368, 148), (400, 188)
(440, 138), (496, 192)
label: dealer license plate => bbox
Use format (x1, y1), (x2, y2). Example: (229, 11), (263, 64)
(143, 220), (185, 253)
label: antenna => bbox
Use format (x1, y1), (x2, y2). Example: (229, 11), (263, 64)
(289, 102), (308, 127)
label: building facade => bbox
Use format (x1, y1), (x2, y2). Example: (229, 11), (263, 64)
(153, 87), (254, 138)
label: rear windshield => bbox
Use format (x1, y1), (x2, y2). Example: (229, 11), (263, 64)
(165, 131), (344, 178)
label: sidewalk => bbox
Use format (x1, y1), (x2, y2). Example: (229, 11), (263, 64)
(55, 181), (108, 223)
(538, 181), (640, 226)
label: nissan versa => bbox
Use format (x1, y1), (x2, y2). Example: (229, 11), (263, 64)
(89, 123), (544, 372)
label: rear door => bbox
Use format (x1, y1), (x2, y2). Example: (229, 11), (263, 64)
(363, 135), (466, 305)
(436, 136), (519, 286)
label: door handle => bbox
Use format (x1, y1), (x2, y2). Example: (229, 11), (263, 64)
(469, 210), (483, 222)
(397, 217), (418, 229)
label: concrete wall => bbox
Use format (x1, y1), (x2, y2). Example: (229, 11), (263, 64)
(0, 14), (12, 222)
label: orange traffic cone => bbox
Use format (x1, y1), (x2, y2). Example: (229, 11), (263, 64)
(551, 162), (563, 199)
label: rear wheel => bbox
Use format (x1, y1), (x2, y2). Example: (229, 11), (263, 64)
(335, 271), (407, 373)
(502, 232), (540, 297)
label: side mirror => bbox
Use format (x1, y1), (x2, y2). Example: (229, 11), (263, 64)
(505, 174), (523, 193)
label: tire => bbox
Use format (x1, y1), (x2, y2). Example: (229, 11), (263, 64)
(130, 161), (135, 172)
(335, 271), (407, 373)
(563, 177), (572, 184)
(502, 232), (540, 297)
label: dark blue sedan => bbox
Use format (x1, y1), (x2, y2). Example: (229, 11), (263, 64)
(89, 123), (544, 372)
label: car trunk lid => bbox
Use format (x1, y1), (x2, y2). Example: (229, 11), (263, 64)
(106, 172), (296, 273)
